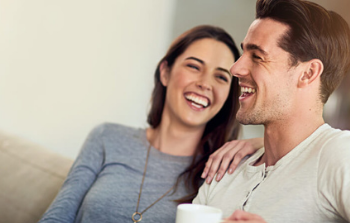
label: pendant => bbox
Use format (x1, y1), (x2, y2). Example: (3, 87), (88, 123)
(132, 212), (142, 223)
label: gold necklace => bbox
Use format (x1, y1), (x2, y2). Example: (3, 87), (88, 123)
(131, 144), (175, 223)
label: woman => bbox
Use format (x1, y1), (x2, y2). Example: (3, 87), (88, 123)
(39, 25), (262, 223)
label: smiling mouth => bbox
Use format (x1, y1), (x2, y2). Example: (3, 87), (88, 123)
(184, 93), (210, 108)
(241, 86), (256, 97)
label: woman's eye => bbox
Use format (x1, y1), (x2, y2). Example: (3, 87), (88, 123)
(217, 75), (229, 82)
(187, 64), (199, 70)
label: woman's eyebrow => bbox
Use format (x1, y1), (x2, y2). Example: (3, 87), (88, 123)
(217, 67), (232, 78)
(185, 56), (231, 78)
(185, 56), (204, 64)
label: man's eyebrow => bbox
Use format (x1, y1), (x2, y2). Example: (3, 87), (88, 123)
(241, 43), (268, 56)
(185, 56), (231, 78)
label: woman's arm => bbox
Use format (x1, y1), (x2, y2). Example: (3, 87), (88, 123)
(201, 137), (263, 184)
(38, 125), (105, 223)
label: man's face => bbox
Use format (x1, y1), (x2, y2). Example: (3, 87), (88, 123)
(230, 18), (301, 125)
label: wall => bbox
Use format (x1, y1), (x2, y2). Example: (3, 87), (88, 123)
(0, 0), (176, 159)
(1, 0), (349, 159)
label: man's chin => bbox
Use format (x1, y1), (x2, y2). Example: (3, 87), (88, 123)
(236, 112), (262, 125)
(236, 116), (251, 125)
(238, 119), (255, 125)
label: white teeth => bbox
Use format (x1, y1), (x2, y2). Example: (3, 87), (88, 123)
(185, 94), (209, 107)
(191, 102), (202, 108)
(241, 87), (256, 93)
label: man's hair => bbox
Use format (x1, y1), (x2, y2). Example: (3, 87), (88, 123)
(256, 0), (350, 103)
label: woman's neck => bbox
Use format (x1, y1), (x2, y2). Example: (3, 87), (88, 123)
(146, 119), (205, 157)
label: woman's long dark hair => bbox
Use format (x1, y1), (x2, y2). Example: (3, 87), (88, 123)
(147, 25), (241, 203)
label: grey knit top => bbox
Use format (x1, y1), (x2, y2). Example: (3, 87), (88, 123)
(39, 123), (194, 223)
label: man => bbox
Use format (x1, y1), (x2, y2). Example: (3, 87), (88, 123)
(193, 0), (350, 222)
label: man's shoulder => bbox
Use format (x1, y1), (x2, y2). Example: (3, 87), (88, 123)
(318, 124), (350, 147)
(315, 125), (350, 166)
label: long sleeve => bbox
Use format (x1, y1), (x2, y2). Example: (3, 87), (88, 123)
(39, 125), (105, 223)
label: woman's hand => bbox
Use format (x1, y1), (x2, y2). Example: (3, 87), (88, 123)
(201, 137), (263, 184)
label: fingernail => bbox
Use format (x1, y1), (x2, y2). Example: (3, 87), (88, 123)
(206, 176), (212, 184)
(201, 172), (206, 178)
(216, 174), (221, 181)
(228, 168), (233, 174)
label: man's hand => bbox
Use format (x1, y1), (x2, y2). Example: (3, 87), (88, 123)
(222, 210), (266, 223)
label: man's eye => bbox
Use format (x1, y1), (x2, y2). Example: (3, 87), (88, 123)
(253, 54), (262, 60)
(187, 64), (199, 70)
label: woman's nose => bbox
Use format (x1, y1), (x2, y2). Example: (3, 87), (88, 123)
(195, 73), (212, 91)
(196, 80), (212, 91)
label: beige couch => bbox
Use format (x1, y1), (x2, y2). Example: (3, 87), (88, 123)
(0, 130), (73, 223)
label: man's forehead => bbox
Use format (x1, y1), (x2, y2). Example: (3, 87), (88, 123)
(242, 18), (289, 54)
(249, 18), (289, 34)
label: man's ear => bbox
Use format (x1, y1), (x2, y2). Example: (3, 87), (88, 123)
(298, 59), (324, 88)
(159, 61), (170, 87)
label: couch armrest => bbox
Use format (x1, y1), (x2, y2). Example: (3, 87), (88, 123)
(0, 131), (73, 223)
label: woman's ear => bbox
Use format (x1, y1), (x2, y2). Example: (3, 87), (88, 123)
(159, 61), (170, 87)
(298, 59), (324, 88)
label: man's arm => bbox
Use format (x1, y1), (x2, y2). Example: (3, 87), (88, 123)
(317, 132), (350, 221)
(192, 178), (210, 205)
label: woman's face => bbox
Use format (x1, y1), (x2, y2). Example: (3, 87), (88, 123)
(160, 38), (235, 130)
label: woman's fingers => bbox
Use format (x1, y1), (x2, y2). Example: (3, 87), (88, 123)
(228, 145), (257, 174)
(201, 157), (212, 180)
(215, 141), (245, 181)
(201, 142), (230, 183)
(202, 138), (263, 184)
(202, 141), (241, 183)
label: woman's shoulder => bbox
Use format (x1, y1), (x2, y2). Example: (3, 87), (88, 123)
(91, 122), (145, 141)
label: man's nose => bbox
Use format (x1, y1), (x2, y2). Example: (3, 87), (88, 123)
(230, 56), (250, 78)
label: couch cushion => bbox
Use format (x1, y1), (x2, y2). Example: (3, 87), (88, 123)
(0, 130), (73, 223)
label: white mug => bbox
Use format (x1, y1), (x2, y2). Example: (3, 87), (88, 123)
(175, 203), (223, 223)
